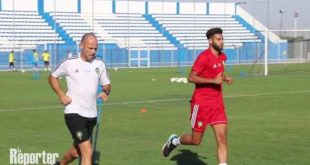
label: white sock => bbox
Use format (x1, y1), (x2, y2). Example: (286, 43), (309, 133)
(172, 137), (181, 146)
(219, 163), (227, 165)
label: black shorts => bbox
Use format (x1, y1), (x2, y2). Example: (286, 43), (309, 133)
(44, 61), (49, 65)
(9, 62), (14, 66)
(65, 114), (97, 144)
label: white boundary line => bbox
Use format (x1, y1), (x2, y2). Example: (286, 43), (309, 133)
(0, 90), (309, 113)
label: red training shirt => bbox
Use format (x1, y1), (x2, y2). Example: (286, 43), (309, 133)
(191, 48), (227, 105)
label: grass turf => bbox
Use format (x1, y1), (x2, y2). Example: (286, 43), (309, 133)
(0, 63), (309, 165)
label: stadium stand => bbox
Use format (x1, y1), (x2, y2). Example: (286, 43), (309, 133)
(85, 13), (176, 50)
(49, 12), (260, 51)
(0, 11), (262, 52)
(0, 2), (286, 69)
(48, 12), (176, 50)
(150, 14), (261, 50)
(0, 10), (63, 51)
(48, 12), (115, 44)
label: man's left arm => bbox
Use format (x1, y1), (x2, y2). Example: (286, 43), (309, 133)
(98, 63), (111, 101)
(98, 84), (111, 101)
(222, 55), (233, 85)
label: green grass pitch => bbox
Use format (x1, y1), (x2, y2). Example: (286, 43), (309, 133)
(0, 63), (309, 165)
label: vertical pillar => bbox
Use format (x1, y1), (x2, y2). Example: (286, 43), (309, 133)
(176, 1), (180, 15)
(145, 1), (148, 15)
(77, 0), (81, 13)
(112, 0), (116, 13)
(38, 0), (44, 14)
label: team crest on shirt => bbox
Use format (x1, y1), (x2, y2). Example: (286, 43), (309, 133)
(76, 131), (83, 140)
(95, 67), (100, 75)
(75, 69), (79, 73)
(213, 63), (222, 68)
(198, 121), (203, 128)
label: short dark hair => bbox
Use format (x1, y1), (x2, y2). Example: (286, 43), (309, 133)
(206, 27), (223, 39)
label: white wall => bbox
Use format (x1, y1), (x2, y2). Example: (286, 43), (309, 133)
(45, 0), (77, 12)
(0, 0), (237, 15)
(81, 0), (112, 13)
(209, 3), (234, 15)
(148, 2), (176, 14)
(179, 2), (206, 14)
(116, 1), (144, 13)
(2, 0), (37, 11)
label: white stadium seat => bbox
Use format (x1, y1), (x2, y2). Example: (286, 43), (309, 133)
(0, 10), (62, 50)
(151, 14), (261, 50)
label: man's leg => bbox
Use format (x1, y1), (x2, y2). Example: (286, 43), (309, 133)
(162, 103), (208, 157)
(44, 62), (48, 70)
(47, 62), (50, 71)
(59, 145), (80, 165)
(78, 140), (93, 165)
(9, 63), (14, 70)
(162, 130), (204, 157)
(179, 130), (204, 145)
(212, 124), (228, 164)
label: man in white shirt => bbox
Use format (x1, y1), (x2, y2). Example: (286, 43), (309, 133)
(48, 33), (111, 165)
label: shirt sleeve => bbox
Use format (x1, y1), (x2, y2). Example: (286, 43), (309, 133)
(99, 63), (111, 85)
(191, 54), (208, 75)
(221, 54), (227, 62)
(51, 61), (68, 78)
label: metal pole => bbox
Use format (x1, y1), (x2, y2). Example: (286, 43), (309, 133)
(277, 41), (280, 62)
(279, 10), (285, 37)
(264, 30), (268, 76)
(20, 47), (23, 71)
(267, 0), (270, 28)
(238, 46), (240, 65)
(148, 49), (150, 67)
(280, 11), (283, 36)
(294, 15), (298, 38)
(138, 50), (140, 67)
(171, 50), (174, 67)
(300, 41), (303, 60)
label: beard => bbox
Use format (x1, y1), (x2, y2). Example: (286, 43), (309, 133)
(212, 44), (223, 52)
(87, 56), (95, 62)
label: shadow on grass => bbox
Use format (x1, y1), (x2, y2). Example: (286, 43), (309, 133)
(170, 149), (207, 165)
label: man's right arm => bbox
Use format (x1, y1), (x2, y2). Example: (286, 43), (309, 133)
(48, 74), (72, 105)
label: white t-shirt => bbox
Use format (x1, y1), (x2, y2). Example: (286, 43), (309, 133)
(51, 56), (111, 118)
